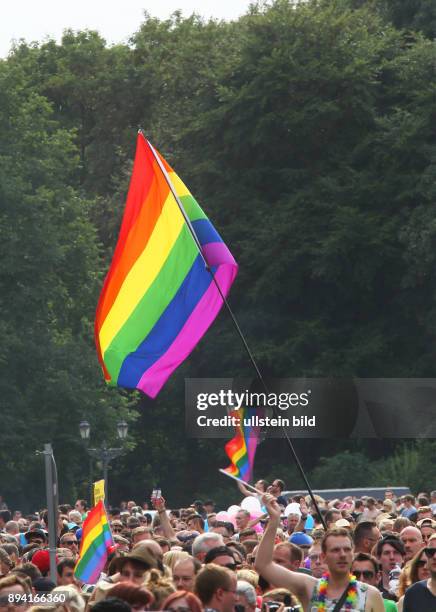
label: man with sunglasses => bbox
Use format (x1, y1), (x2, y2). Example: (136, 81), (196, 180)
(351, 553), (397, 611)
(59, 533), (79, 560)
(402, 533), (436, 612)
(204, 546), (237, 572)
(110, 520), (124, 535)
(417, 518), (436, 545)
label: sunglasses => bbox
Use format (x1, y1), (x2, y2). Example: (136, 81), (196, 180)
(224, 563), (237, 570)
(353, 570), (375, 580)
(424, 547), (436, 557)
(63, 540), (77, 545)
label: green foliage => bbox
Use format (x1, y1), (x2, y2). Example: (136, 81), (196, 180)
(372, 442), (436, 491)
(0, 57), (134, 509)
(310, 451), (378, 488)
(309, 443), (436, 492)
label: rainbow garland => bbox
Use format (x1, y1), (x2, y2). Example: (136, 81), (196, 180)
(95, 134), (237, 398)
(316, 573), (358, 611)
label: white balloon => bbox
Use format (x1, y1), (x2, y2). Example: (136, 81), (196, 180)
(241, 496), (262, 513)
(227, 505), (240, 516)
(284, 502), (301, 517)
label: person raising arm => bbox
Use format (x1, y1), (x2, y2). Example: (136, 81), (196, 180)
(255, 493), (385, 611)
(255, 493), (316, 608)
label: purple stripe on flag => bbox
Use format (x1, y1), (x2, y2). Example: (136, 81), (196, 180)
(137, 265), (236, 397)
(202, 242), (236, 267)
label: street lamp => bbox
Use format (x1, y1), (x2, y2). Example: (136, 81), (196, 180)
(116, 420), (128, 441)
(79, 420), (91, 441)
(79, 420), (128, 506)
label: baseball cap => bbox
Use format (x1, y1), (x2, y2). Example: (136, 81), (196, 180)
(417, 518), (436, 529)
(24, 528), (48, 542)
(114, 544), (158, 571)
(31, 549), (53, 574)
(289, 531), (313, 546)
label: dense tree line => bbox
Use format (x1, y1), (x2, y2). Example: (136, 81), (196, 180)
(0, 0), (435, 510)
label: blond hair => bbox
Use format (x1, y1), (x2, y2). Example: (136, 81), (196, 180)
(163, 550), (190, 571)
(237, 568), (258, 588)
(144, 568), (175, 608)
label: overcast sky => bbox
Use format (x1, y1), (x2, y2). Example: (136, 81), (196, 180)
(1, 0), (256, 58)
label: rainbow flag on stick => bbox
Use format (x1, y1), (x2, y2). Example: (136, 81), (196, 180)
(223, 407), (261, 482)
(95, 133), (238, 398)
(74, 500), (113, 584)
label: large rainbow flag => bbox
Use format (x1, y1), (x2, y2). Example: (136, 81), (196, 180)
(74, 500), (113, 584)
(223, 407), (261, 481)
(95, 133), (238, 397)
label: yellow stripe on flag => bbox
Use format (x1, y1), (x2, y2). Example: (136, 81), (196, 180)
(99, 190), (185, 354)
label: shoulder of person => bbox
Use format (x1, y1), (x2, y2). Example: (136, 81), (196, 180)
(403, 581), (419, 601)
(404, 579), (428, 594)
(366, 584), (384, 601)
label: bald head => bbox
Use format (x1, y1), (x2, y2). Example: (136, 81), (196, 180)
(400, 526), (423, 561)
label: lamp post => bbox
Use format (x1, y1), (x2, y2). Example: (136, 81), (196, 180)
(79, 420), (128, 506)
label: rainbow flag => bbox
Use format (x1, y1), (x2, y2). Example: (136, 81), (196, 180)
(74, 500), (113, 584)
(95, 134), (238, 398)
(223, 407), (261, 481)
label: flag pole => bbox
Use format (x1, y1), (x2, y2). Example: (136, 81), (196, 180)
(141, 130), (266, 386)
(140, 130), (326, 529)
(219, 469), (263, 494)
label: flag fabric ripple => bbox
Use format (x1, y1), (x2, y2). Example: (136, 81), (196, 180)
(95, 134), (238, 398)
(223, 407), (260, 482)
(74, 500), (113, 584)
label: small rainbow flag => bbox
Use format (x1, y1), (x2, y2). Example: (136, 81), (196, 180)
(223, 407), (261, 482)
(95, 133), (238, 398)
(74, 500), (113, 584)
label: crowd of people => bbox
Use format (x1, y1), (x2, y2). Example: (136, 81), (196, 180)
(0, 482), (435, 611)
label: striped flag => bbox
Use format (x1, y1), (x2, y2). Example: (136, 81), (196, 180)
(95, 133), (237, 398)
(74, 500), (113, 584)
(223, 407), (261, 482)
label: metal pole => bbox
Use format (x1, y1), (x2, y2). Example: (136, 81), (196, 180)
(89, 456), (94, 506)
(43, 444), (57, 583)
(102, 443), (109, 507)
(139, 131), (326, 528)
(142, 132), (266, 392)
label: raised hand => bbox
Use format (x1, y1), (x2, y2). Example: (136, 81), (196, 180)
(262, 493), (282, 522)
(152, 495), (166, 511)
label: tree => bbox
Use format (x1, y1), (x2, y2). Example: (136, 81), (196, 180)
(0, 58), (133, 509)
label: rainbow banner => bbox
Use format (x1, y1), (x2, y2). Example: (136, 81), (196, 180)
(74, 500), (113, 584)
(223, 407), (261, 481)
(95, 134), (238, 397)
